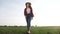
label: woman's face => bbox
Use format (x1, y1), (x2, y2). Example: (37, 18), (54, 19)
(26, 4), (30, 8)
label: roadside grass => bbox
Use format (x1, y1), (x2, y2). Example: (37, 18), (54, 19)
(0, 26), (60, 34)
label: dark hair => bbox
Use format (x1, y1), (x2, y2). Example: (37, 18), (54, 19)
(25, 2), (32, 9)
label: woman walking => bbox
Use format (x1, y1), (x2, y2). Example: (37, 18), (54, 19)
(24, 2), (34, 34)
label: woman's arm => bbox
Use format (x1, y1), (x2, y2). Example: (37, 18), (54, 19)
(31, 8), (34, 17)
(24, 8), (26, 16)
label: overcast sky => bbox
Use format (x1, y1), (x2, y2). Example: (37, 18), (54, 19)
(0, 0), (60, 26)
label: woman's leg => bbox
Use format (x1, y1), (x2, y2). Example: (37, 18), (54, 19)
(26, 16), (31, 31)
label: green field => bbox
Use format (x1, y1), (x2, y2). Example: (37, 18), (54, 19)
(0, 26), (60, 34)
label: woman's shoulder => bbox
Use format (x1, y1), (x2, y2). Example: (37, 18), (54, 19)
(24, 8), (27, 10)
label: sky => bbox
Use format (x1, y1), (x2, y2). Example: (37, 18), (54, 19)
(0, 0), (60, 26)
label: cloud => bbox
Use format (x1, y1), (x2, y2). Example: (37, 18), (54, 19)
(0, 0), (25, 17)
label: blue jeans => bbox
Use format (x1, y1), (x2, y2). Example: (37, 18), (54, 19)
(26, 14), (32, 31)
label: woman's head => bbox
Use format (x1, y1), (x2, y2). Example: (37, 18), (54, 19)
(25, 2), (31, 8)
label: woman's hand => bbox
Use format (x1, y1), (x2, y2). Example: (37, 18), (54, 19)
(31, 17), (33, 20)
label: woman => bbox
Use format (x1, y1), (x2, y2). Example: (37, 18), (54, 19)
(24, 2), (34, 33)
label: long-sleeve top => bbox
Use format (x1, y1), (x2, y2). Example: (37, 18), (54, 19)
(24, 8), (34, 17)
